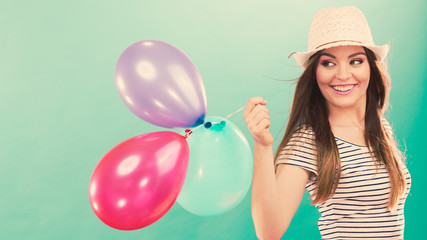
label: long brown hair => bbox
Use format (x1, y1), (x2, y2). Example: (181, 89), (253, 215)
(274, 47), (406, 210)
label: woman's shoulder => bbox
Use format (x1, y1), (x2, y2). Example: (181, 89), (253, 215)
(293, 124), (316, 139)
(277, 125), (318, 175)
(285, 125), (317, 150)
(294, 124), (315, 134)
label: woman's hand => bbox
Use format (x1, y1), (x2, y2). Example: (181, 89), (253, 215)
(243, 97), (273, 147)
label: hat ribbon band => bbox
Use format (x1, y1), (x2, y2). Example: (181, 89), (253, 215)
(315, 40), (363, 49)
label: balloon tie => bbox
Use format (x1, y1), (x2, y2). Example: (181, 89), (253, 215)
(184, 129), (193, 139)
(184, 123), (204, 139)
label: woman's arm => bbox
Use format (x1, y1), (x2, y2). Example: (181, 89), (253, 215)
(251, 143), (309, 240)
(244, 97), (309, 240)
(251, 143), (283, 239)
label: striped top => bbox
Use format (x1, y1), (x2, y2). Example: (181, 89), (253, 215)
(276, 121), (411, 239)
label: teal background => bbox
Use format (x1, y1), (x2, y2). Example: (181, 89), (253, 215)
(1, 0), (425, 239)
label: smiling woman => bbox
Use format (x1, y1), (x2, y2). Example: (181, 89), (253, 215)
(316, 45), (371, 111)
(244, 6), (411, 240)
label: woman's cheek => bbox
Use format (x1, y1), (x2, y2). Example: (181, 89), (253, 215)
(316, 68), (331, 86)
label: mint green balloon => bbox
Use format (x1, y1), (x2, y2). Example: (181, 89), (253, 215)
(177, 116), (253, 216)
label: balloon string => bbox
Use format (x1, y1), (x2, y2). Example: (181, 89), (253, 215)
(206, 105), (246, 125)
(184, 105), (245, 139)
(225, 106), (245, 119)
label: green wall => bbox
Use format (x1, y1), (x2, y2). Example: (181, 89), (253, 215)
(1, 0), (425, 239)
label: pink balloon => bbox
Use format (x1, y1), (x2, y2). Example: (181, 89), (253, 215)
(88, 131), (189, 230)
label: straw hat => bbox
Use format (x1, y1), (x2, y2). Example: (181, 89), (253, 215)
(292, 6), (389, 69)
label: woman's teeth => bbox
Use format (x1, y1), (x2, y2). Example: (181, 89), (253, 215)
(332, 84), (355, 92)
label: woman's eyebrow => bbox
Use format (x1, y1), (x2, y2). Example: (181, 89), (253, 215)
(319, 53), (336, 59)
(348, 52), (366, 58)
(319, 52), (366, 59)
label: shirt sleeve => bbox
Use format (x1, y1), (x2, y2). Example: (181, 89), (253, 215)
(275, 126), (318, 176)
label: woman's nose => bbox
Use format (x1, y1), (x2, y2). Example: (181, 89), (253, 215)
(336, 64), (351, 81)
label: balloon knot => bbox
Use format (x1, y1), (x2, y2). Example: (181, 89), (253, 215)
(184, 129), (193, 139)
(204, 122), (212, 129)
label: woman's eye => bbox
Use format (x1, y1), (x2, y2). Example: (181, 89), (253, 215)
(320, 60), (335, 67)
(350, 59), (364, 65)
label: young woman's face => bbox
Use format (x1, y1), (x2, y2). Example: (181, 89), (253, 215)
(316, 45), (370, 111)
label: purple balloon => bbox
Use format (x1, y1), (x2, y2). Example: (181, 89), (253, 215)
(115, 40), (207, 128)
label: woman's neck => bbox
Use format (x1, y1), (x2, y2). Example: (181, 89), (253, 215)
(327, 103), (366, 129)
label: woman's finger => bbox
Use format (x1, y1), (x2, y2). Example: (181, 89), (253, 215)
(257, 118), (271, 130)
(252, 109), (270, 126)
(246, 104), (270, 123)
(243, 97), (268, 119)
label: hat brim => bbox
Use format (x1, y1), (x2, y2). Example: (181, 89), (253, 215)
(293, 42), (389, 69)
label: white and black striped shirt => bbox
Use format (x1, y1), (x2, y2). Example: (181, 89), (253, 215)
(276, 122), (411, 239)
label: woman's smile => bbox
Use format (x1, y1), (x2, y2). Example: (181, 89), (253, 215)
(330, 84), (358, 95)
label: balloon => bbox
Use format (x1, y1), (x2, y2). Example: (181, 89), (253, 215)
(115, 40), (207, 128)
(177, 117), (253, 216)
(88, 131), (189, 230)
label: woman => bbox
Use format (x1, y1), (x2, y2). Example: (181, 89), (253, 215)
(243, 6), (411, 240)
